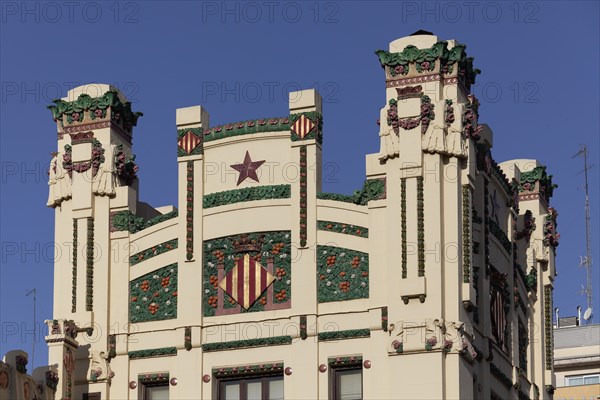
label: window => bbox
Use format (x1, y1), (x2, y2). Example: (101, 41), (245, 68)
(143, 385), (169, 400)
(139, 374), (170, 400)
(219, 376), (283, 400)
(329, 357), (363, 400)
(565, 374), (600, 386)
(214, 364), (284, 400)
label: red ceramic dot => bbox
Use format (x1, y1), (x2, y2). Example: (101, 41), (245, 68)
(284, 367), (293, 376)
(129, 381), (137, 390)
(170, 377), (178, 386)
(202, 374), (211, 383)
(319, 364), (327, 373)
(363, 360), (372, 369)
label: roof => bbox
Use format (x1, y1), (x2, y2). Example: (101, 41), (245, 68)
(554, 324), (600, 349)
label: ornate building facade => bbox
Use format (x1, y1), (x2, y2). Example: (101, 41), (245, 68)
(1, 32), (560, 400)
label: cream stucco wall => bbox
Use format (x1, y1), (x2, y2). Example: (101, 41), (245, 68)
(40, 33), (559, 400)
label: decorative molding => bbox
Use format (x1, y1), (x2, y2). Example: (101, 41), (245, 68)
(490, 362), (513, 389)
(518, 165), (557, 204)
(48, 91), (142, 133)
(381, 307), (388, 332)
(138, 373), (169, 383)
(518, 320), (529, 373)
(86, 218), (94, 311)
(128, 347), (177, 359)
(72, 219), (77, 313)
(299, 146), (307, 247)
(203, 231), (291, 316)
(318, 329), (370, 342)
(130, 239), (178, 266)
(45, 370), (59, 391)
(16, 354), (27, 374)
(317, 178), (386, 206)
(300, 315), (308, 340)
(108, 335), (116, 360)
(386, 95), (434, 135)
(462, 185), (472, 283)
(110, 210), (178, 234)
(385, 73), (440, 87)
(212, 363), (283, 378)
(203, 117), (290, 143)
(417, 176), (425, 277)
(328, 356), (362, 367)
(463, 95), (483, 141)
(203, 184), (291, 209)
(444, 99), (455, 126)
(317, 245), (369, 303)
(146, 210), (179, 230)
(525, 268), (538, 292)
(396, 85), (422, 98)
(129, 264), (178, 323)
(488, 217), (512, 254)
(317, 220), (368, 238)
(289, 112), (323, 143)
(514, 287), (527, 315)
(543, 207), (560, 248)
(515, 210), (536, 241)
(544, 285), (553, 370)
(63, 139), (106, 178)
(202, 336), (292, 352)
(401, 178), (407, 279)
(186, 161), (194, 260)
(376, 40), (479, 91)
(177, 127), (203, 157)
(184, 327), (192, 351)
(115, 143), (138, 185)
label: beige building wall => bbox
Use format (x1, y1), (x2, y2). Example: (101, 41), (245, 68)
(41, 33), (559, 400)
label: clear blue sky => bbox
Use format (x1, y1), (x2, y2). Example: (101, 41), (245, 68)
(1, 1), (598, 368)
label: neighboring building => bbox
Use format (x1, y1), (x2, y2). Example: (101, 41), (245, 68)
(29, 31), (561, 399)
(554, 322), (600, 400)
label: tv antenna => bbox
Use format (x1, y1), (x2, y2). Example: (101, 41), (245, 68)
(25, 288), (37, 368)
(572, 146), (593, 323)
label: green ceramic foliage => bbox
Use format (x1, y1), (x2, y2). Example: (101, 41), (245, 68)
(130, 239), (178, 266)
(317, 245), (369, 303)
(317, 220), (369, 238)
(129, 264), (178, 323)
(203, 185), (291, 209)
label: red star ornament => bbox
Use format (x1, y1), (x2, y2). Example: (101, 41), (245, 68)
(230, 151), (266, 186)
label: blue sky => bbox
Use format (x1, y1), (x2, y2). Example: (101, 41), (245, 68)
(1, 1), (598, 368)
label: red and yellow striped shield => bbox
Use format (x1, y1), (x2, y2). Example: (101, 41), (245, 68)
(219, 254), (275, 309)
(178, 130), (201, 154)
(290, 114), (315, 139)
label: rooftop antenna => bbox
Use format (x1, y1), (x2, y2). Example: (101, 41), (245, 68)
(25, 288), (37, 368)
(573, 146), (593, 323)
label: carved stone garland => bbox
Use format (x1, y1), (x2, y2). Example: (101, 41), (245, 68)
(462, 185), (472, 283)
(72, 219), (77, 313)
(544, 285), (553, 370)
(401, 178), (407, 279)
(386, 95), (434, 135)
(186, 161), (194, 260)
(417, 177), (425, 277)
(299, 145), (307, 247)
(86, 217), (94, 311)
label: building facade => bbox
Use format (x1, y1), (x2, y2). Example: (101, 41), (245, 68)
(3, 32), (559, 400)
(554, 323), (600, 400)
